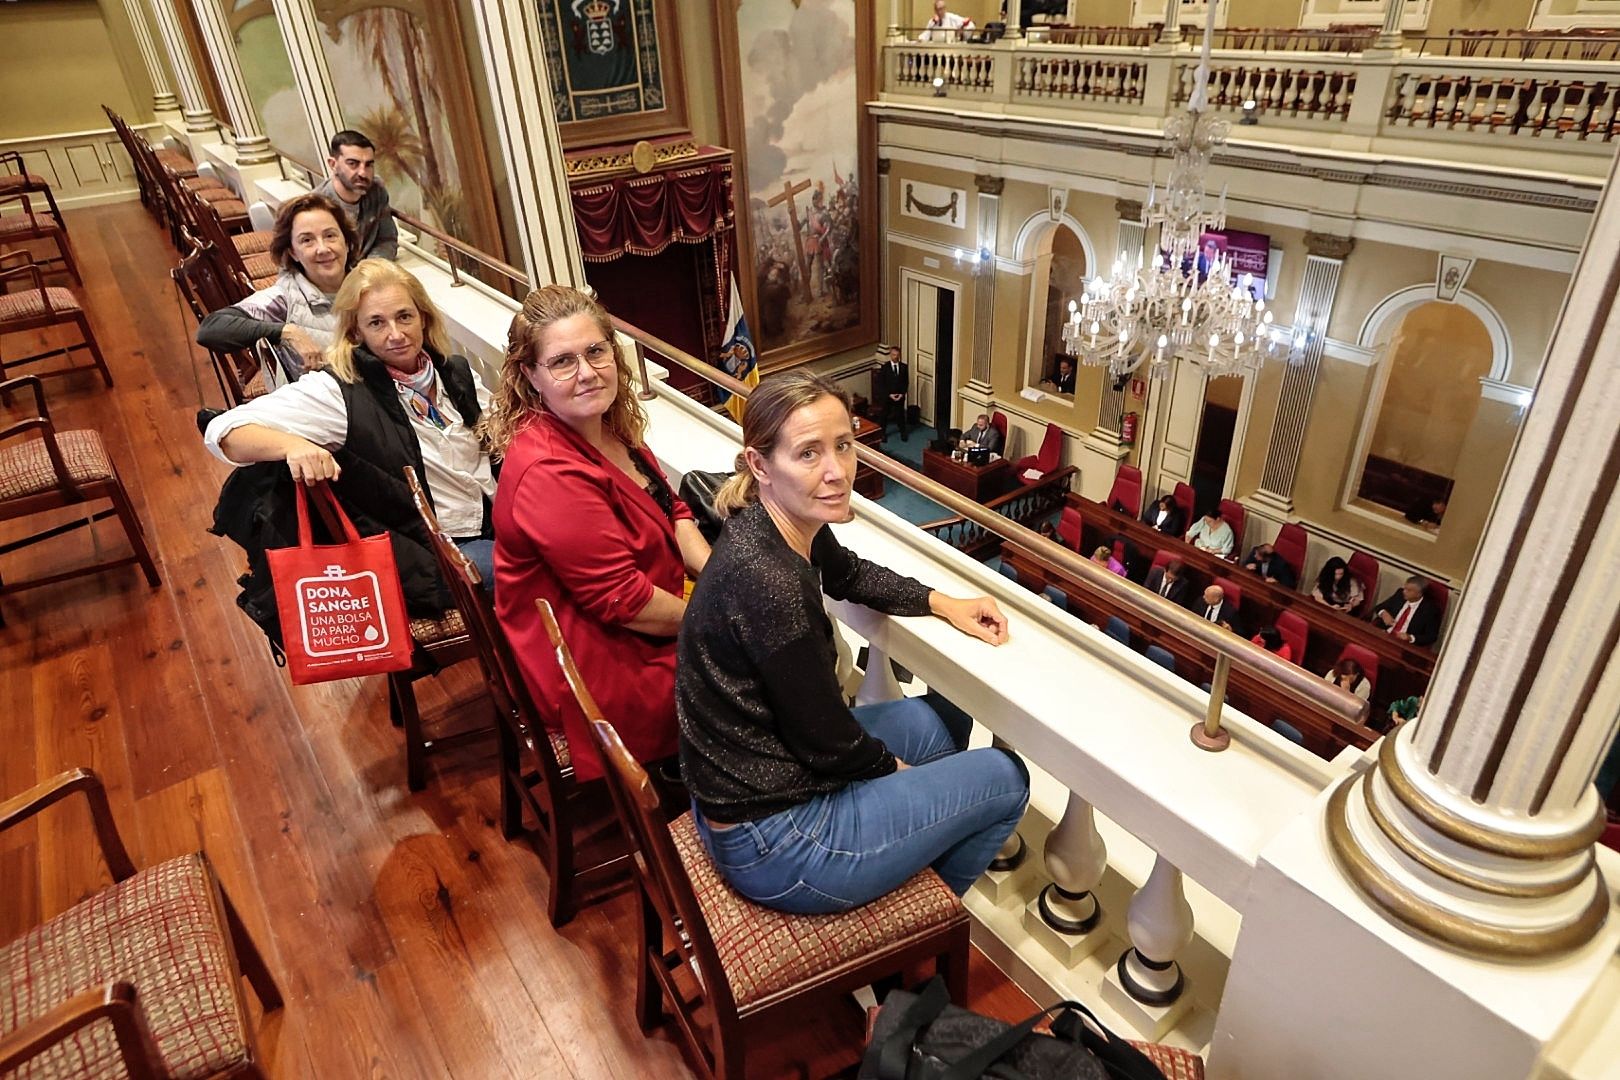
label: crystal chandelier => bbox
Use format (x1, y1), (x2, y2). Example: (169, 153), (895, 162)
(1061, 7), (1284, 380)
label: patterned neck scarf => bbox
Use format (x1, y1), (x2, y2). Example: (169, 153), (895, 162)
(390, 352), (445, 430)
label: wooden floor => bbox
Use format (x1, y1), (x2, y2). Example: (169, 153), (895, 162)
(0, 202), (1035, 1079)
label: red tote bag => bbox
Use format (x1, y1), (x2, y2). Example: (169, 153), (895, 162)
(268, 481), (414, 684)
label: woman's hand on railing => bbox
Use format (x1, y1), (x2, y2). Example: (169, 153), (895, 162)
(929, 592), (1010, 646)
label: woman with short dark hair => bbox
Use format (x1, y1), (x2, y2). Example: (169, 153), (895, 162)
(197, 191), (361, 381)
(678, 371), (1029, 915)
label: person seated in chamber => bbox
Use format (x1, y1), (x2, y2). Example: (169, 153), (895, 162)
(677, 372), (1030, 914)
(197, 192), (358, 383)
(1311, 556), (1365, 614)
(204, 259), (496, 613)
(488, 285), (710, 784)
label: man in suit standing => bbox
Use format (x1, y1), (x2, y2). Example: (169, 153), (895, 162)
(1242, 542), (1297, 589)
(1371, 576), (1441, 647)
(960, 413), (1003, 454)
(877, 344), (910, 441)
(1197, 584), (1241, 634)
(1145, 558), (1193, 607)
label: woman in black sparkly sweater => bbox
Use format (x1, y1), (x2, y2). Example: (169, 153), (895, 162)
(676, 372), (1029, 915)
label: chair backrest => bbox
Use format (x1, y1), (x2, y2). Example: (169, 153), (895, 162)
(1270, 719), (1306, 745)
(1149, 548), (1173, 575)
(1214, 575), (1243, 610)
(1171, 482), (1195, 529)
(1275, 610), (1308, 664)
(1336, 642), (1380, 697)
(1040, 584), (1069, 612)
(1104, 616), (1131, 646)
(1107, 464), (1143, 518)
(1346, 550), (1380, 615)
(1144, 645), (1176, 673)
(1273, 522), (1308, 579)
(1423, 578), (1450, 619)
(1217, 498), (1246, 556)
(403, 467), (570, 794)
(1056, 506), (1083, 551)
(991, 410), (1008, 444)
(1035, 423), (1063, 472)
(994, 557), (1019, 583)
(545, 601), (738, 1019)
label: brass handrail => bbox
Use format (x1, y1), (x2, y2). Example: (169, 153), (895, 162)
(607, 318), (1372, 746)
(388, 209), (531, 292)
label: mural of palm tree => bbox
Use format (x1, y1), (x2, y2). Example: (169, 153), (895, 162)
(356, 105), (424, 185)
(350, 9), (447, 197)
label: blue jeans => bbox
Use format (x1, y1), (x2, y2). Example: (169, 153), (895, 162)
(695, 697), (1029, 914)
(452, 537), (495, 592)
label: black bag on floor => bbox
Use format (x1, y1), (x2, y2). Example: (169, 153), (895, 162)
(859, 976), (1165, 1080)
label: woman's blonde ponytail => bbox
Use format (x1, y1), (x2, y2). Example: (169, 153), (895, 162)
(712, 452), (756, 519)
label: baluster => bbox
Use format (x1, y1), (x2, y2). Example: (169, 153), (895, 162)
(1387, 72), (1410, 125)
(1309, 70), (1327, 117)
(1110, 61), (1124, 98)
(1463, 79), (1486, 128)
(1591, 84), (1617, 141)
(1036, 791), (1106, 934)
(1115, 854), (1195, 1006)
(1451, 76), (1477, 128)
(854, 642), (904, 706)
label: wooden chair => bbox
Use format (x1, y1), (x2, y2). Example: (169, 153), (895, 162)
(0, 151), (66, 234)
(0, 191), (80, 285)
(544, 602), (971, 1080)
(0, 250), (113, 388)
(0, 376), (158, 622)
(404, 466), (629, 926)
(1012, 422), (1063, 481)
(174, 242), (266, 407)
(0, 767), (281, 1078)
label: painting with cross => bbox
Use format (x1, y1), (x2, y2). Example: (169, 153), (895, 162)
(722, 0), (875, 363)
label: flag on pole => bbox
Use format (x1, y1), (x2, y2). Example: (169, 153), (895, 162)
(715, 273), (757, 424)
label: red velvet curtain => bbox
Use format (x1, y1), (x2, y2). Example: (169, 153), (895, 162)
(570, 157), (736, 364)
(572, 162), (733, 264)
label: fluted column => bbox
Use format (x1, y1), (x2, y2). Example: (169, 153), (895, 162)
(271, 0), (344, 160)
(467, 0), (586, 289)
(121, 0), (179, 111)
(1374, 0), (1406, 50)
(1038, 792), (1107, 934)
(1325, 152), (1620, 959)
(148, 0), (216, 133)
(188, 0), (276, 163)
(1251, 233), (1352, 517)
(968, 174), (1002, 393)
(887, 0), (903, 42)
(1157, 0), (1183, 45)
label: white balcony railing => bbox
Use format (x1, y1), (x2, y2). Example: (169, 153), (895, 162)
(883, 37), (1620, 171)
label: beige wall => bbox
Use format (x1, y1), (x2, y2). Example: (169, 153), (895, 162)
(675, 1), (724, 149)
(0, 0), (142, 139)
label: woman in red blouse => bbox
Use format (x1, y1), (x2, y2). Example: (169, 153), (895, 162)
(486, 286), (710, 780)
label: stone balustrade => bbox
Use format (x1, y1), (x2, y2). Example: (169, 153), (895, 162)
(883, 38), (1620, 171)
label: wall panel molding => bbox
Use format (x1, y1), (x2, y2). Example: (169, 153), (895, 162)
(0, 128), (147, 209)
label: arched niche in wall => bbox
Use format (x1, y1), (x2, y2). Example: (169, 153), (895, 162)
(1347, 287), (1512, 530)
(1012, 210), (1098, 412)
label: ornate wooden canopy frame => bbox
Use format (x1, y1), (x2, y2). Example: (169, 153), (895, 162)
(712, 0), (878, 370)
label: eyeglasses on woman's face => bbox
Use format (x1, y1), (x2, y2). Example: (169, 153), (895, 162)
(537, 340), (615, 381)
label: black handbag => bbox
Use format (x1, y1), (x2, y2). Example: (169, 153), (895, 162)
(677, 469), (732, 544)
(860, 976), (1166, 1080)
